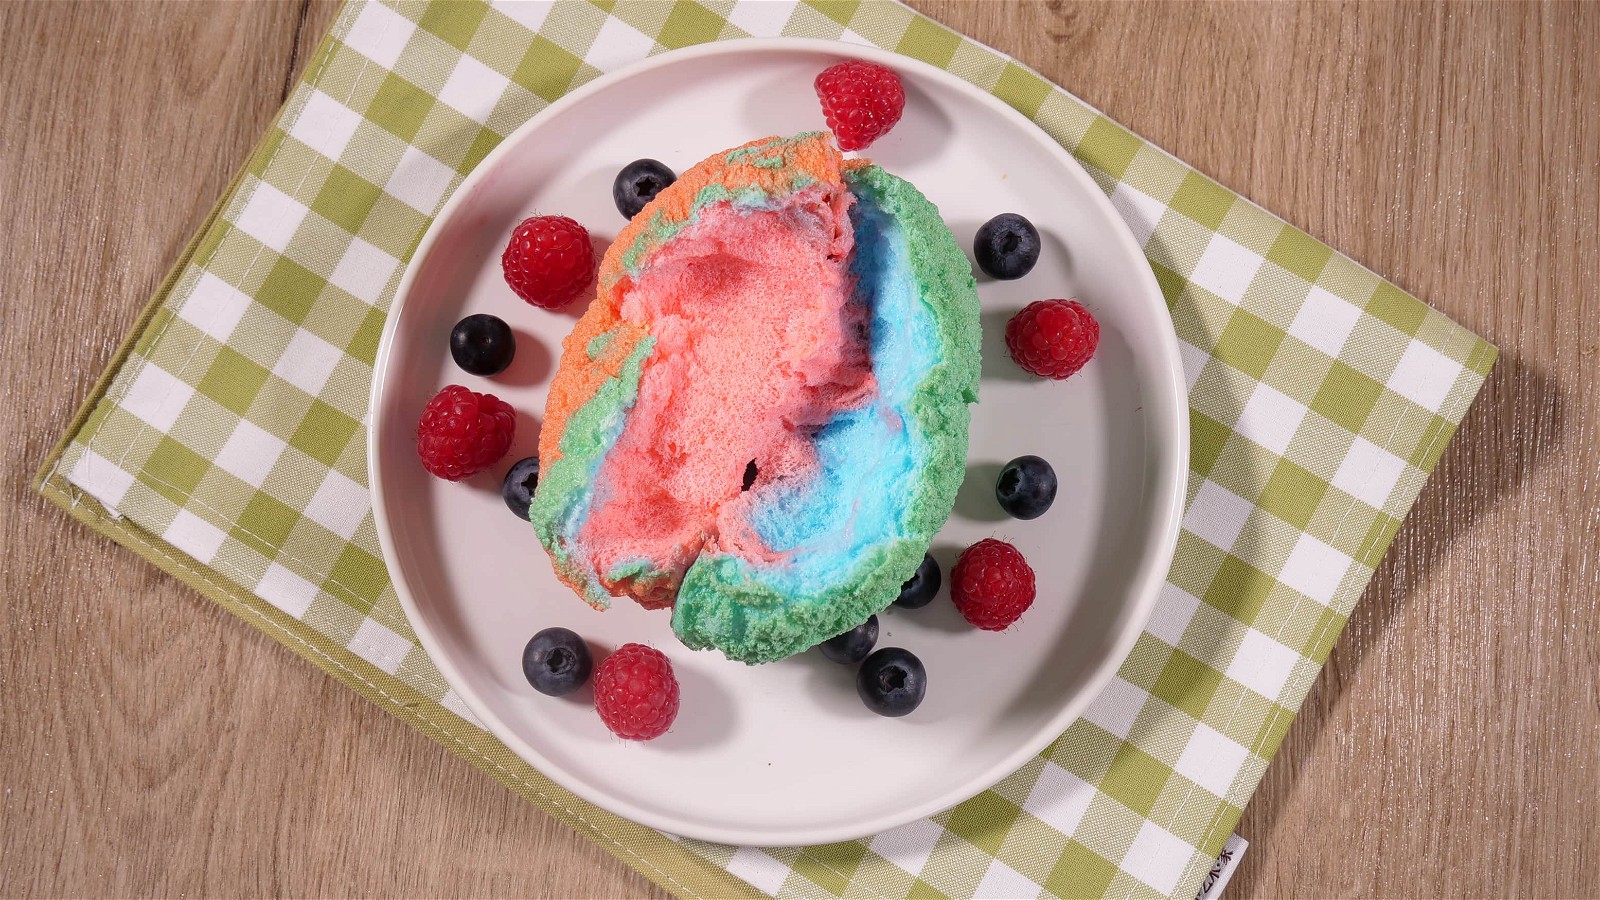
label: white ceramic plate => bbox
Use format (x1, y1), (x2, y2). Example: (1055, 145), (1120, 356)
(369, 38), (1187, 847)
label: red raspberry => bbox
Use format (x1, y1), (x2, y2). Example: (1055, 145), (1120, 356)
(501, 214), (595, 309)
(594, 643), (679, 741)
(416, 384), (515, 481)
(814, 60), (905, 152)
(951, 539), (1037, 631)
(1005, 299), (1100, 380)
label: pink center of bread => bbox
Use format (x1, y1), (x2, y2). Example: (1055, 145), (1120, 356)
(579, 185), (877, 603)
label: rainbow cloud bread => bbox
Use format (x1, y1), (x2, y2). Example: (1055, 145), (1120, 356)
(530, 133), (979, 664)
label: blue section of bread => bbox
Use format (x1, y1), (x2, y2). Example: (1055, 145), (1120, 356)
(740, 186), (940, 594)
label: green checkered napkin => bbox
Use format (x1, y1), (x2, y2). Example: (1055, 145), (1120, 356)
(37, 2), (1496, 898)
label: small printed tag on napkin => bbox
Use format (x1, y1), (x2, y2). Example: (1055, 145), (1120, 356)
(1195, 834), (1248, 900)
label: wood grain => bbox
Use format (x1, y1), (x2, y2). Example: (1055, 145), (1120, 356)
(1, 1), (1595, 897)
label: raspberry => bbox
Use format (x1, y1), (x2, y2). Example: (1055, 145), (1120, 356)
(1004, 299), (1099, 380)
(501, 214), (595, 309)
(594, 643), (679, 741)
(814, 60), (905, 152)
(950, 539), (1036, 631)
(416, 385), (515, 481)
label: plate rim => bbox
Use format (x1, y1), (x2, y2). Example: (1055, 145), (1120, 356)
(368, 36), (1189, 847)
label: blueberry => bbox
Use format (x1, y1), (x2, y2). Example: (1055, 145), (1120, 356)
(974, 213), (1040, 280)
(450, 313), (516, 376)
(819, 614), (878, 664)
(613, 159), (677, 219)
(856, 647), (926, 717)
(502, 456), (540, 520)
(996, 455), (1056, 520)
(894, 554), (941, 609)
(522, 627), (592, 696)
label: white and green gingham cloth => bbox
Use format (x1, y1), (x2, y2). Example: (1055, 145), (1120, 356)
(38, 2), (1496, 898)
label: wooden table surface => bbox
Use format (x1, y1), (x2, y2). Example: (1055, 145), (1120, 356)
(3, 1), (1596, 897)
